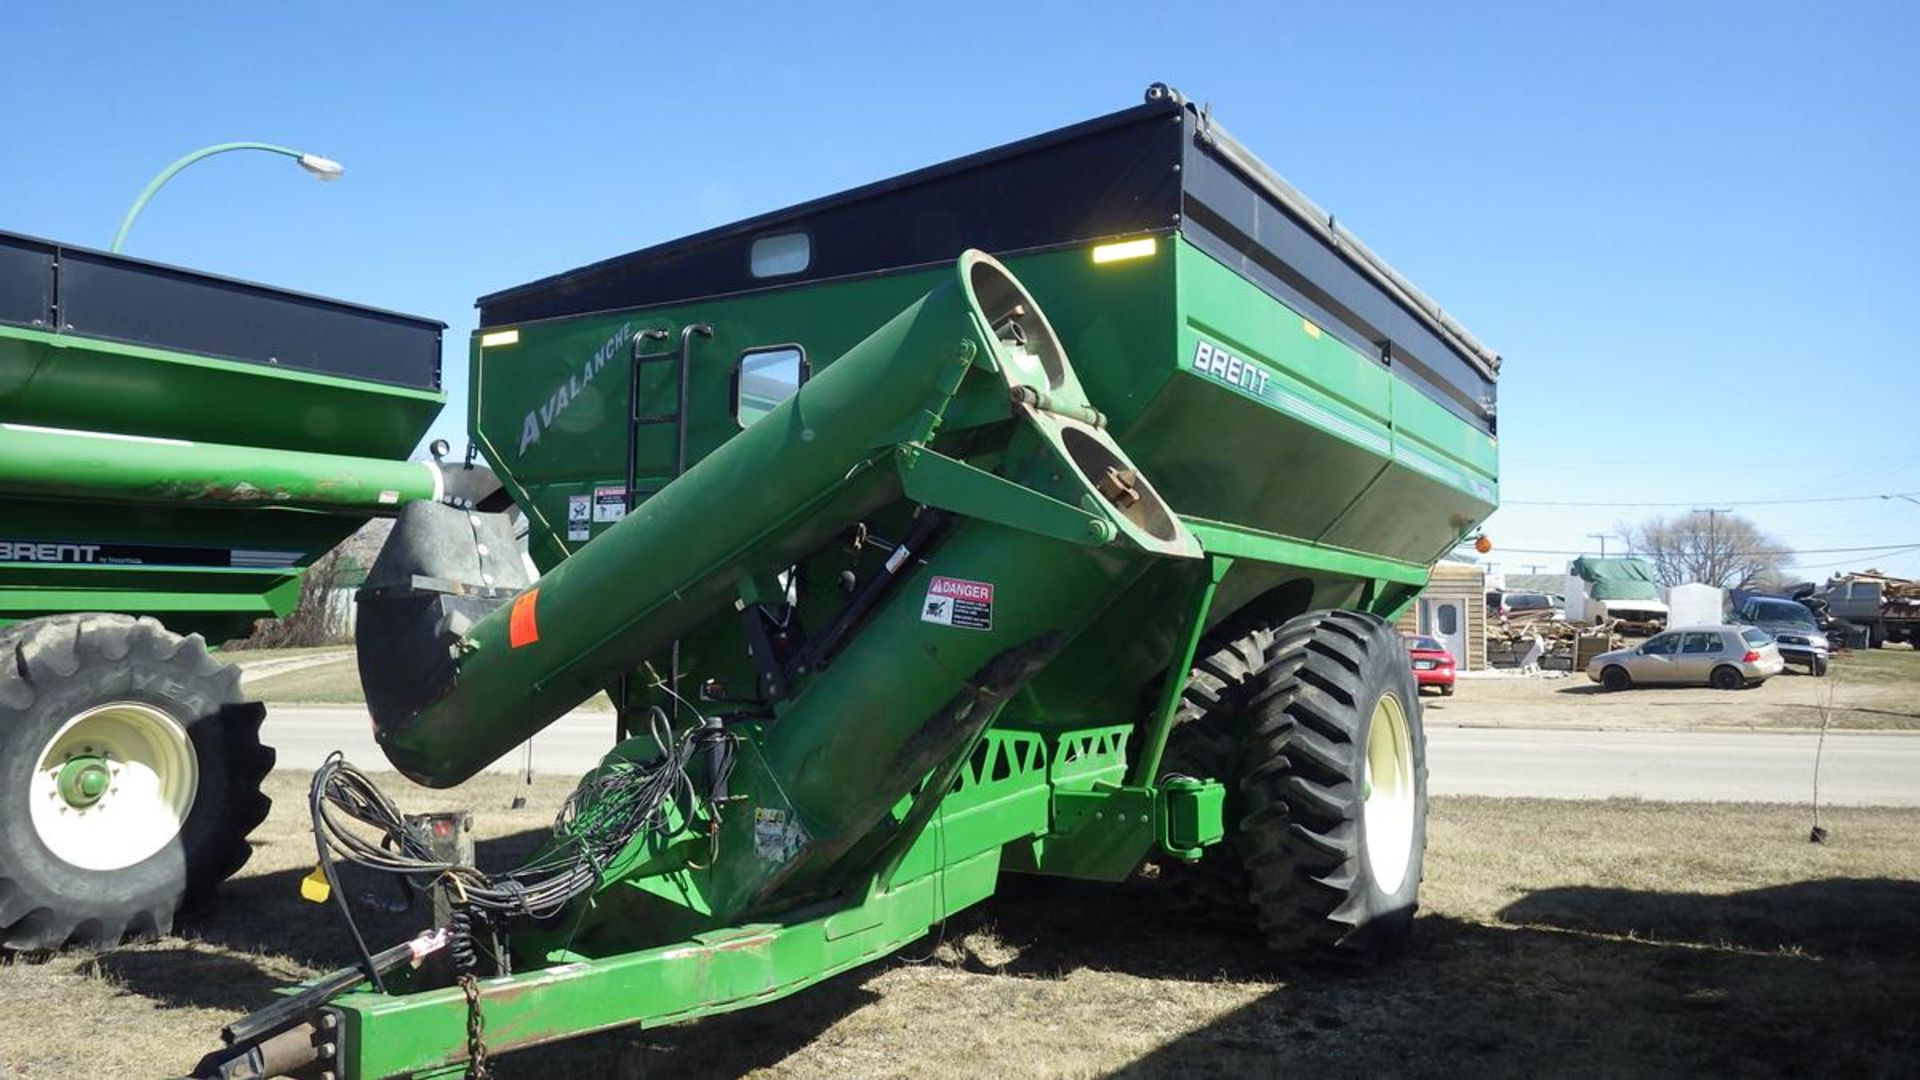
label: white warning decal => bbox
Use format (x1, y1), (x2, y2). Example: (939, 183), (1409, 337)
(566, 494), (591, 542)
(922, 575), (994, 630)
(754, 807), (807, 863)
(592, 485), (628, 523)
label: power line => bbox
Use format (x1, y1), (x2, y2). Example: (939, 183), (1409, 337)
(1501, 490), (1920, 509)
(1785, 546), (1920, 572)
(1490, 541), (1920, 557)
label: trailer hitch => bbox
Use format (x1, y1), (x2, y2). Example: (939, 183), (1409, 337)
(191, 929), (448, 1078)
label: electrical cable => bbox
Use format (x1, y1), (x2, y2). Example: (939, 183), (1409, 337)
(309, 751), (388, 993)
(309, 705), (732, 966)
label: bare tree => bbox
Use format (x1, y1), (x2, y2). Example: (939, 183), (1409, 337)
(1619, 510), (1793, 589)
(231, 521), (391, 649)
(238, 546), (350, 648)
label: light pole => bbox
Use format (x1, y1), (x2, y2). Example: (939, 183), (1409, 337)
(111, 142), (344, 253)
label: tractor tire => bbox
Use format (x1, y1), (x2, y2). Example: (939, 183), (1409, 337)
(0, 614), (272, 951)
(1155, 616), (1276, 924)
(1236, 610), (1427, 961)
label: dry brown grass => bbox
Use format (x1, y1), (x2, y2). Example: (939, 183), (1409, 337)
(3, 775), (1916, 1078)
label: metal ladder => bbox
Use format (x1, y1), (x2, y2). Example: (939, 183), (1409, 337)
(624, 324), (711, 506)
(618, 324), (711, 738)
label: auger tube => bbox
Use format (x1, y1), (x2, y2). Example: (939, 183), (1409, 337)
(360, 252), (1196, 786)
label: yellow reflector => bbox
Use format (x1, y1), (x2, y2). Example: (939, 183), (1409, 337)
(300, 865), (332, 904)
(1301, 318), (1322, 339)
(1091, 237), (1157, 265)
(480, 329), (521, 348)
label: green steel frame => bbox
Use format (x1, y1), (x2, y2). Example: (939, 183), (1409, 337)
(278, 234), (1496, 1076)
(0, 322), (443, 641)
(320, 722), (1223, 1077)
(224, 90), (1504, 1074)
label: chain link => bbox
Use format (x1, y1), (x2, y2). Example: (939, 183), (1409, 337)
(459, 973), (492, 1079)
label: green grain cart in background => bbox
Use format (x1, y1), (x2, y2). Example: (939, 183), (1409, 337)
(202, 84), (1501, 1077)
(0, 234), (453, 950)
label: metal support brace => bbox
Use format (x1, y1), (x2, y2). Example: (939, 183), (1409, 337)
(1127, 554), (1233, 787)
(894, 445), (1115, 548)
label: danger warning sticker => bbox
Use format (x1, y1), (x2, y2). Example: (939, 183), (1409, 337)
(592, 485), (627, 524)
(921, 575), (994, 630)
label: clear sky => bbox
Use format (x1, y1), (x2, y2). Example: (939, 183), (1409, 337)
(4, 2), (1916, 580)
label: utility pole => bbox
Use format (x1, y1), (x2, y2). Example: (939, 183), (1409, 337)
(1588, 533), (1610, 558)
(1695, 507), (1732, 585)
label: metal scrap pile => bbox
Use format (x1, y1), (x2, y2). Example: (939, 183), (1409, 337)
(1486, 616), (1623, 670)
(1848, 570), (1920, 613)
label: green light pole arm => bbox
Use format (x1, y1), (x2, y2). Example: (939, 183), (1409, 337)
(111, 142), (338, 253)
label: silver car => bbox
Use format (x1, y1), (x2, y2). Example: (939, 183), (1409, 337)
(1586, 624), (1785, 691)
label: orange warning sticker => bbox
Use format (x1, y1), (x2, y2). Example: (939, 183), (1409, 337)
(509, 588), (540, 648)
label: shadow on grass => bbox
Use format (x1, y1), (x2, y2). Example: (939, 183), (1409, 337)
(105, 841), (1920, 1077)
(1100, 876), (1920, 1078)
(1554, 683), (1613, 695)
(509, 873), (1920, 1076)
(1555, 683), (1777, 700)
(1499, 877), (1920, 961)
(83, 948), (287, 1014)
(528, 971), (884, 1078)
(171, 826), (557, 970)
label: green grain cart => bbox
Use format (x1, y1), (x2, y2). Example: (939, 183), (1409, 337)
(202, 84), (1501, 1077)
(0, 233), (451, 950)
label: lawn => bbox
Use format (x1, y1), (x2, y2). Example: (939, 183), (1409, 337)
(235, 651), (364, 703)
(2, 775), (1914, 1077)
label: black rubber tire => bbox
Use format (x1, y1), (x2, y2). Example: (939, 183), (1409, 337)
(1155, 616), (1276, 924)
(1709, 664), (1743, 691)
(1439, 684), (1455, 697)
(0, 614), (272, 951)
(1868, 624), (1887, 649)
(1601, 665), (1632, 692)
(1812, 657), (1829, 677)
(1235, 610), (1427, 961)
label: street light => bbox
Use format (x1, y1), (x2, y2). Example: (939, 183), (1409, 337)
(111, 142), (345, 253)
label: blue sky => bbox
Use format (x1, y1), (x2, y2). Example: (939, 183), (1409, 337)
(4, 2), (1916, 580)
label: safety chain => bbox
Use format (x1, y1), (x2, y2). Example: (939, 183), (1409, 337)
(459, 973), (493, 1079)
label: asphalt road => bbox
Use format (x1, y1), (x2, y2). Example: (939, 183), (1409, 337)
(1425, 727), (1918, 807)
(261, 707), (1920, 807)
(264, 705), (619, 780)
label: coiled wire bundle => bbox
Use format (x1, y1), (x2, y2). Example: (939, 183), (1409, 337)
(309, 707), (731, 978)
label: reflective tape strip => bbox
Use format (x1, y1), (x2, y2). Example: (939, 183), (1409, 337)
(509, 589), (540, 648)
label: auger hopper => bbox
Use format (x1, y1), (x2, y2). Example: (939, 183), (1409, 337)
(202, 84), (1501, 1078)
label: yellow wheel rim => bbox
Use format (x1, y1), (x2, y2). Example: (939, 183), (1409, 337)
(1362, 692), (1416, 893)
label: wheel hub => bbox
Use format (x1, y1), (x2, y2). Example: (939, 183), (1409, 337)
(56, 753), (112, 808)
(28, 702), (199, 871)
